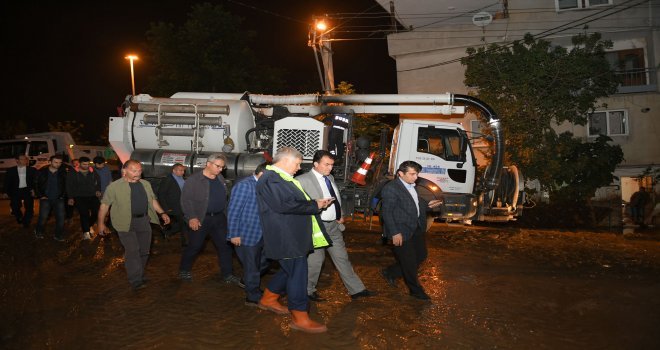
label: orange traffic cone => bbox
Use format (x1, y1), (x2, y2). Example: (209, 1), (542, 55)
(350, 152), (376, 186)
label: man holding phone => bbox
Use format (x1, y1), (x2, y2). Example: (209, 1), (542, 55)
(297, 150), (375, 302)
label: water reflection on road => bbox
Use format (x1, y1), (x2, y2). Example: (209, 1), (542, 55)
(1, 208), (659, 349)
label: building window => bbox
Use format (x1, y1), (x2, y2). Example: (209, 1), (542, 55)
(556, 0), (611, 10)
(605, 48), (648, 86)
(470, 120), (483, 135)
(588, 110), (628, 137)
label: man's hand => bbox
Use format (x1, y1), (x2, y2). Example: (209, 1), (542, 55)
(97, 223), (109, 235)
(161, 213), (170, 225)
(392, 233), (403, 246)
(337, 216), (345, 224)
(428, 200), (443, 208)
(230, 237), (241, 246)
(68, 198), (74, 206)
(188, 218), (201, 231)
(316, 198), (334, 209)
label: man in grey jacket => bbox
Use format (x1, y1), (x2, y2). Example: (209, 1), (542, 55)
(297, 150), (375, 301)
(178, 154), (242, 287)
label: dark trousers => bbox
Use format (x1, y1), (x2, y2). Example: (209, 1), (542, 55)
(36, 198), (66, 238)
(267, 256), (308, 311)
(74, 196), (100, 232)
(235, 239), (269, 302)
(10, 188), (34, 226)
(386, 229), (428, 296)
(117, 216), (152, 287)
(179, 213), (234, 277)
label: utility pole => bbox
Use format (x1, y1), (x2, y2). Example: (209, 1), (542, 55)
(390, 1), (397, 33)
(309, 15), (335, 95)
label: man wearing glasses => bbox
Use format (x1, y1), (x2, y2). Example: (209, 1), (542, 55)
(178, 153), (242, 287)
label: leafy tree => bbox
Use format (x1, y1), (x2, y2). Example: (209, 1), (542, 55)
(462, 33), (623, 205)
(48, 120), (88, 145)
(145, 3), (286, 96)
(336, 81), (394, 141)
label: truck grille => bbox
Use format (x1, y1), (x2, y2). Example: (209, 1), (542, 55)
(275, 129), (321, 159)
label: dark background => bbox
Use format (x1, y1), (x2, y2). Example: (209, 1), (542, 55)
(1, 0), (396, 142)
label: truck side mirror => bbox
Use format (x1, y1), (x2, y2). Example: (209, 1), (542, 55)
(458, 129), (468, 163)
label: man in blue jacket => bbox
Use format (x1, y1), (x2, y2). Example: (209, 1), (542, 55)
(227, 162), (269, 306)
(256, 147), (333, 333)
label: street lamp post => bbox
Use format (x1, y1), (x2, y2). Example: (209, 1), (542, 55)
(309, 16), (335, 95)
(125, 55), (139, 96)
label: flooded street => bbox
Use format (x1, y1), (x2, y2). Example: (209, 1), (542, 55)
(1, 199), (659, 349)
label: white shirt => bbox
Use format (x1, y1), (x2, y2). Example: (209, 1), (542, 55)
(17, 166), (27, 188)
(399, 177), (419, 216)
(312, 169), (341, 221)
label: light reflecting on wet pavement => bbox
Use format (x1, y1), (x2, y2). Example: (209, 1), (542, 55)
(1, 204), (659, 349)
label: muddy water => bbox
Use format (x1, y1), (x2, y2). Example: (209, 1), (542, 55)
(1, 200), (659, 349)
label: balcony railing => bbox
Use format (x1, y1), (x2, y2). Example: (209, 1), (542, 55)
(615, 67), (657, 93)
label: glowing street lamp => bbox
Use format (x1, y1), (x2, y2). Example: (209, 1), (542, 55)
(125, 54), (139, 96)
(315, 20), (328, 32)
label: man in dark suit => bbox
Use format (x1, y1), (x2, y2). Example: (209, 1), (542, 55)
(256, 147), (333, 333)
(3, 154), (36, 228)
(158, 163), (186, 244)
(380, 160), (442, 300)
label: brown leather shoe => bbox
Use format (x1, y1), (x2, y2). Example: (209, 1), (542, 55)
(290, 310), (328, 333)
(258, 288), (290, 315)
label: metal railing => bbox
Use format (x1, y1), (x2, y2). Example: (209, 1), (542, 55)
(616, 68), (655, 87)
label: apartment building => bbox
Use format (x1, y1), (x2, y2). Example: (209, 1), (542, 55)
(377, 0), (659, 202)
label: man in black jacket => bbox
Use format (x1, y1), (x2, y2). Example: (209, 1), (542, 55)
(66, 157), (101, 240)
(179, 154), (241, 286)
(3, 154), (36, 228)
(255, 147), (333, 333)
(157, 163), (186, 244)
(34, 155), (67, 241)
(380, 161), (442, 300)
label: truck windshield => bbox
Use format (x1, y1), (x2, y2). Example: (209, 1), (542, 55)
(0, 141), (28, 159)
(416, 127), (463, 161)
(28, 141), (49, 156)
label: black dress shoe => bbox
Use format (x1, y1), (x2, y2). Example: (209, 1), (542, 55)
(380, 269), (396, 287)
(308, 291), (326, 302)
(410, 291), (431, 300)
(351, 289), (377, 300)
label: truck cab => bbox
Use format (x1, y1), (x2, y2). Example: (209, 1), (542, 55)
(389, 119), (479, 220)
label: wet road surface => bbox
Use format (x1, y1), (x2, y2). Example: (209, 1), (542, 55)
(1, 200), (659, 349)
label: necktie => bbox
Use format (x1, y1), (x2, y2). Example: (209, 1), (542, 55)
(324, 176), (342, 220)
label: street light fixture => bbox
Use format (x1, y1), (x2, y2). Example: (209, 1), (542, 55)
(124, 54), (139, 96)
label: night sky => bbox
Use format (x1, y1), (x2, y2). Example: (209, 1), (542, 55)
(2, 0), (396, 142)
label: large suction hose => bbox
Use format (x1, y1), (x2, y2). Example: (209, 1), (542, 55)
(453, 95), (504, 191)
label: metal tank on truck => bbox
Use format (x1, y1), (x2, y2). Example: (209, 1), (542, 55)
(109, 91), (523, 223)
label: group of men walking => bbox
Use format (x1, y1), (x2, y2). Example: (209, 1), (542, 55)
(4, 154), (112, 241)
(7, 147), (442, 334)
